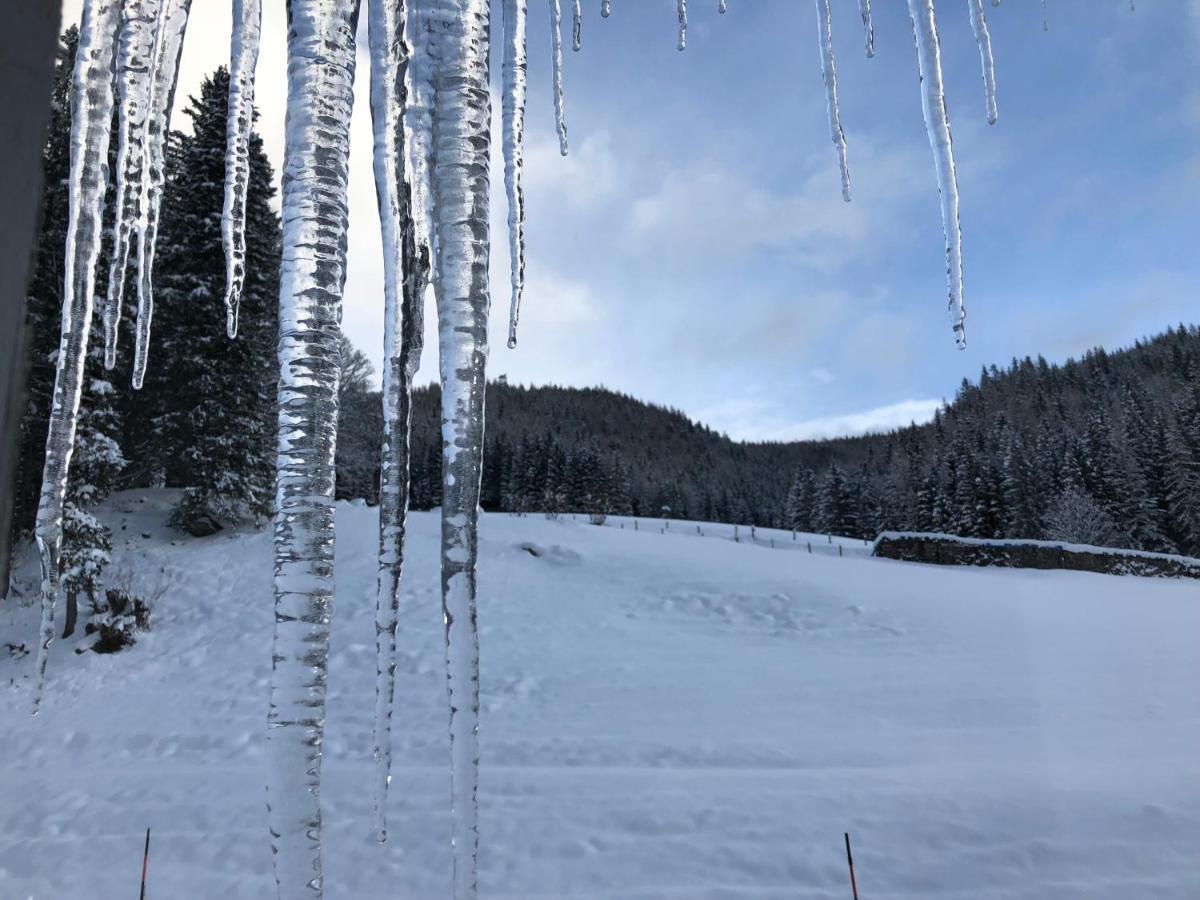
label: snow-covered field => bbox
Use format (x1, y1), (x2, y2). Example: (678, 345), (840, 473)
(2, 490), (1199, 898)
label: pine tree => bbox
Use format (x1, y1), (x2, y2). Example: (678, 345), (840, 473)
(138, 68), (279, 530)
(816, 462), (856, 537)
(1165, 385), (1200, 555)
(785, 467), (817, 532)
(334, 334), (382, 503)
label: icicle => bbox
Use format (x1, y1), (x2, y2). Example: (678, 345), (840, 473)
(102, 0), (161, 370)
(572, 0), (581, 50)
(405, 2), (435, 265)
(719, 0), (726, 13)
(816, 0), (851, 202)
(424, 0), (491, 895)
(222, 0), (263, 339)
(503, 0), (529, 349)
(130, 0), (192, 390)
(907, 0), (966, 348)
(549, 0), (568, 155)
(601, 0), (611, 17)
(858, 0), (874, 57)
(676, 0), (687, 51)
(967, 0), (997, 125)
(267, 0), (361, 894)
(368, 0), (426, 846)
(32, 0), (122, 713)
(1042, 0), (1048, 31)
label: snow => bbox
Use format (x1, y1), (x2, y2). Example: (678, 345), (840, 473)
(4, 490), (1200, 898)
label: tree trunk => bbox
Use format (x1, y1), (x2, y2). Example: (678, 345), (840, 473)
(61, 591), (77, 639)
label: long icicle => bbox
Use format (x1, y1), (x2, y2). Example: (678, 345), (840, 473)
(719, 0), (726, 13)
(222, 0), (263, 338)
(102, 0), (161, 370)
(601, 0), (611, 17)
(907, 0), (966, 348)
(676, 0), (687, 50)
(32, 0), (122, 713)
(503, 0), (529, 349)
(130, 0), (192, 389)
(816, 0), (851, 202)
(858, 0), (874, 57)
(967, 0), (997, 124)
(367, 0), (427, 844)
(549, 0), (568, 155)
(267, 0), (361, 894)
(572, 0), (581, 50)
(425, 0), (492, 895)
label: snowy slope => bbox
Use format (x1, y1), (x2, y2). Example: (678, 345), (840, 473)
(2, 490), (1199, 899)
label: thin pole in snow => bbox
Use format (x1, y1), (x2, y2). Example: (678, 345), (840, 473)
(139, 828), (151, 900)
(844, 832), (859, 900)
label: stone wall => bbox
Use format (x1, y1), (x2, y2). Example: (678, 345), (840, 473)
(872, 532), (1200, 580)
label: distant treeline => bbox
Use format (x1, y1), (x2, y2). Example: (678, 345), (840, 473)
(337, 325), (1200, 557)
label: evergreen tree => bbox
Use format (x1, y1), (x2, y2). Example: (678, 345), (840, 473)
(1165, 386), (1200, 554)
(785, 467), (817, 532)
(138, 68), (279, 529)
(334, 334), (382, 503)
(816, 462), (856, 536)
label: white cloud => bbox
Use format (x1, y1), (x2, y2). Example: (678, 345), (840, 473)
(623, 140), (928, 271)
(810, 367), (836, 385)
(778, 398), (944, 442)
(701, 395), (943, 443)
(524, 129), (621, 212)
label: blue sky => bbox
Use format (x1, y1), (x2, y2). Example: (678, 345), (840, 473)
(61, 0), (1200, 440)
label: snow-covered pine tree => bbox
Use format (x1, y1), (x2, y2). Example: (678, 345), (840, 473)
(136, 67), (278, 532)
(817, 461), (856, 537)
(335, 333), (383, 503)
(785, 466), (817, 533)
(1165, 382), (1200, 555)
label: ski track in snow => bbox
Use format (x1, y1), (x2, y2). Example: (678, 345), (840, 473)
(3, 490), (1200, 898)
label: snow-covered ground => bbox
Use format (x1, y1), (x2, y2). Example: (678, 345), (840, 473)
(3, 490), (1199, 898)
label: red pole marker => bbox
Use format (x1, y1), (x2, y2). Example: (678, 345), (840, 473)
(844, 832), (859, 900)
(139, 828), (151, 900)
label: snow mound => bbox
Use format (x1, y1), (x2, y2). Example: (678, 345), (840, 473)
(2, 494), (1199, 898)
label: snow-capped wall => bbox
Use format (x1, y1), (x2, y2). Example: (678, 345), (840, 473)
(873, 532), (1200, 580)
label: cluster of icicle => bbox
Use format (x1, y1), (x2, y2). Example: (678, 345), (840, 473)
(32, 0), (1074, 896)
(32, 0), (193, 712)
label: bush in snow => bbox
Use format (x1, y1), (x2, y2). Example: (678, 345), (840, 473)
(79, 571), (161, 655)
(1043, 488), (1120, 548)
